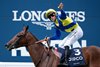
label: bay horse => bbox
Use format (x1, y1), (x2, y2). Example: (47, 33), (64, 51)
(5, 26), (100, 67)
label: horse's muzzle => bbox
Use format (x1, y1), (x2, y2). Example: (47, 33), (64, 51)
(5, 44), (14, 51)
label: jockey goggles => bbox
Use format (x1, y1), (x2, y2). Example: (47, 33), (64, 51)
(48, 12), (55, 19)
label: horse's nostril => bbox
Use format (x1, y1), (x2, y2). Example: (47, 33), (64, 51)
(5, 45), (8, 48)
(5, 44), (12, 51)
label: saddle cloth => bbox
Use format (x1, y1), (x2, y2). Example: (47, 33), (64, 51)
(68, 48), (86, 66)
(53, 47), (86, 67)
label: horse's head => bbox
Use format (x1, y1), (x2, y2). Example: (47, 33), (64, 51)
(5, 26), (29, 51)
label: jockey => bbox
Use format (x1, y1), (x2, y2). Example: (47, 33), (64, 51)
(44, 3), (83, 65)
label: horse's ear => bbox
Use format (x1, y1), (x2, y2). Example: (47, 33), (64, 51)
(23, 25), (29, 33)
(26, 25), (29, 30)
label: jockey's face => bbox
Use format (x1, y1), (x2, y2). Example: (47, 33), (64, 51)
(50, 15), (56, 22)
(48, 13), (56, 22)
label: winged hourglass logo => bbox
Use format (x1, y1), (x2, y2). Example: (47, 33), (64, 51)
(32, 22), (54, 30)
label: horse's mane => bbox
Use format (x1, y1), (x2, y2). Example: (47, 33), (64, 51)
(28, 32), (45, 47)
(29, 32), (39, 41)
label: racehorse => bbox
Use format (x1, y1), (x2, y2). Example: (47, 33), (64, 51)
(5, 26), (100, 67)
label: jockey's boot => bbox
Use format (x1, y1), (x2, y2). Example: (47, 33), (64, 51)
(62, 46), (70, 66)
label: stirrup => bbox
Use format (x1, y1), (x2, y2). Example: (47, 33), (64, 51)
(63, 61), (68, 65)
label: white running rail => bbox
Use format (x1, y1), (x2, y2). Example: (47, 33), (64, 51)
(0, 62), (35, 67)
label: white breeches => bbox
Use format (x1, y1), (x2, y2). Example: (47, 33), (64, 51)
(59, 26), (83, 48)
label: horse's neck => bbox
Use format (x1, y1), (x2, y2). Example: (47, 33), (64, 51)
(27, 44), (44, 65)
(26, 33), (44, 65)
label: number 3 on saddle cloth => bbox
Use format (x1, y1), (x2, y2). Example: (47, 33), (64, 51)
(53, 47), (86, 67)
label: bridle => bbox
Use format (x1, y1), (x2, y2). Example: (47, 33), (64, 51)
(13, 32), (29, 48)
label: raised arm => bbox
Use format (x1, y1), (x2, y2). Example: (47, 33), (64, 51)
(58, 3), (66, 19)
